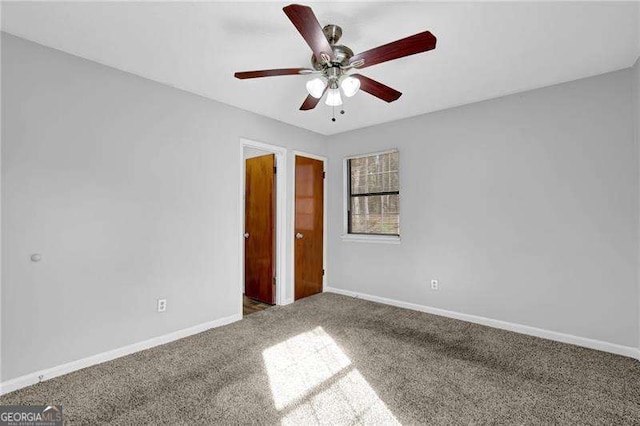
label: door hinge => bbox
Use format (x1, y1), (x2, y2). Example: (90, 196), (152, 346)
(322, 171), (326, 179)
(322, 269), (325, 276)
(274, 166), (277, 174)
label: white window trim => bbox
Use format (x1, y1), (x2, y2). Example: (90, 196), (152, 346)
(341, 234), (401, 244)
(342, 149), (401, 244)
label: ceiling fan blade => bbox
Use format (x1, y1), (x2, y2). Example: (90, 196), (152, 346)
(300, 95), (321, 110)
(352, 74), (402, 102)
(300, 85), (328, 110)
(234, 68), (314, 79)
(283, 4), (335, 62)
(350, 31), (436, 69)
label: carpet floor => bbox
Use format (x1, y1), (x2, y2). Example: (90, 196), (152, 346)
(2, 293), (639, 424)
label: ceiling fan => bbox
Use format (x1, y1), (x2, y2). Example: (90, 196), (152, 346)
(234, 4), (437, 120)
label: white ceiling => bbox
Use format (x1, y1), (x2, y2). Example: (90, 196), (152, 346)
(2, 1), (639, 135)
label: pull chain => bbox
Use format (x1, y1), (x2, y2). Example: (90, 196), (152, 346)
(330, 101), (345, 122)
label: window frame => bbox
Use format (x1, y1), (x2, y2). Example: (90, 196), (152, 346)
(342, 149), (401, 244)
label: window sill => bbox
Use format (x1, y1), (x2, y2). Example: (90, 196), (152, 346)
(341, 234), (401, 244)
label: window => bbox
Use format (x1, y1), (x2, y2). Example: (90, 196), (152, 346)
(347, 150), (399, 236)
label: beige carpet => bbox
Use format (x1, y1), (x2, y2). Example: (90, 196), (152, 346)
(2, 293), (639, 424)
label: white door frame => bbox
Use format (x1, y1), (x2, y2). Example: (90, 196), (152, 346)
(291, 151), (328, 299)
(239, 138), (287, 308)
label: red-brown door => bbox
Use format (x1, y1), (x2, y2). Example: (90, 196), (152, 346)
(245, 154), (276, 304)
(294, 155), (324, 301)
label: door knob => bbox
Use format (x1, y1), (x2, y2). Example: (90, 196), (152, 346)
(296, 232), (304, 239)
(244, 233), (250, 239)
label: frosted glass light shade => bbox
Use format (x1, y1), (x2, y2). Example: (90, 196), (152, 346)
(325, 88), (343, 106)
(306, 78), (326, 99)
(341, 76), (361, 97)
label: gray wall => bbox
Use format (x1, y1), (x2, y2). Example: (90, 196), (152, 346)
(1, 34), (327, 381)
(327, 70), (639, 348)
(634, 57), (640, 350)
(3, 32), (639, 383)
(244, 147), (270, 160)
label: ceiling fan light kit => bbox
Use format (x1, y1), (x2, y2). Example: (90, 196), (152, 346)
(306, 77), (326, 98)
(340, 76), (360, 98)
(325, 88), (343, 107)
(234, 4), (437, 121)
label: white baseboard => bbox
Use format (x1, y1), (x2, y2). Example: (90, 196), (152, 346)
(326, 287), (640, 361)
(0, 313), (242, 396)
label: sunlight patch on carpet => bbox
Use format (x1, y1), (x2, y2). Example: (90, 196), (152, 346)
(262, 326), (399, 425)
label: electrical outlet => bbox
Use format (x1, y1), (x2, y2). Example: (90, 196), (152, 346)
(430, 279), (439, 290)
(157, 299), (167, 312)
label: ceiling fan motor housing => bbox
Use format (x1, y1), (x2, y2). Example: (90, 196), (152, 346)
(311, 24), (354, 73)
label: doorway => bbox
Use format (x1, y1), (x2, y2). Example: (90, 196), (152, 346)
(245, 151), (275, 309)
(293, 153), (326, 301)
(240, 139), (287, 316)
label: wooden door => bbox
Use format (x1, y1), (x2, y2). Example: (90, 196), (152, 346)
(294, 156), (324, 300)
(245, 154), (276, 304)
